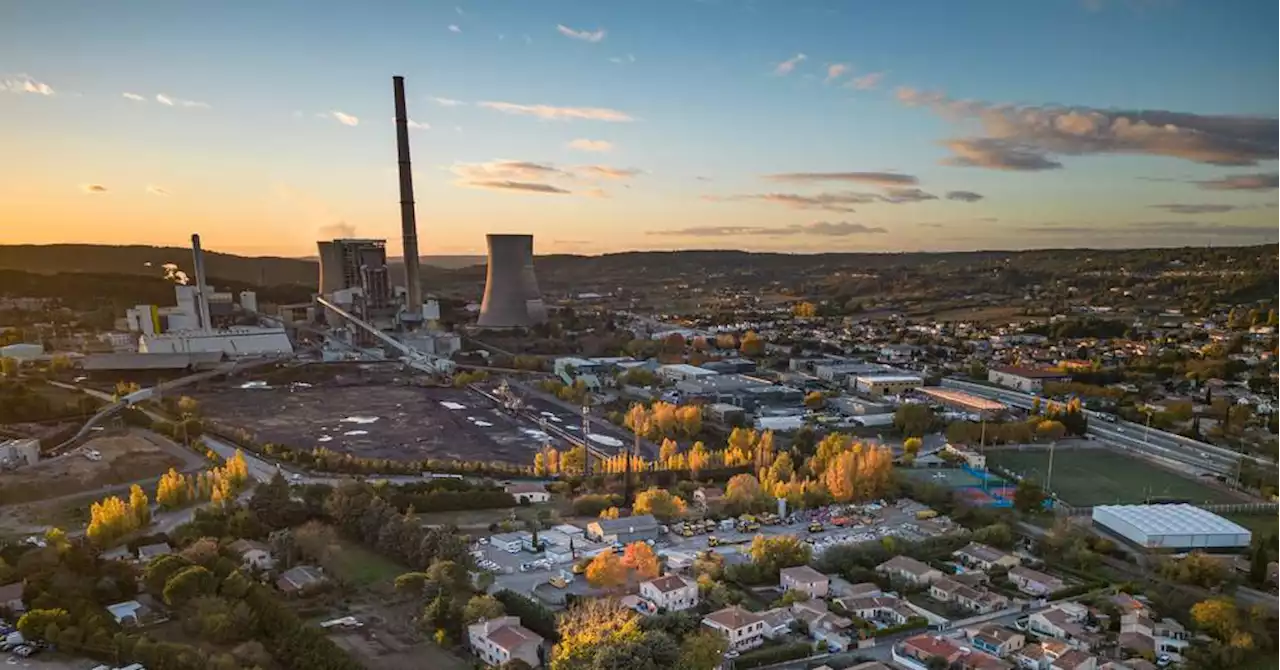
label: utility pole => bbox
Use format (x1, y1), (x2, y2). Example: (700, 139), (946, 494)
(1144, 410), (1152, 444)
(1046, 440), (1056, 494)
(581, 395), (592, 477)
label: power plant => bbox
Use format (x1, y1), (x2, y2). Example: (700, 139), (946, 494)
(393, 75), (424, 323)
(478, 234), (547, 328)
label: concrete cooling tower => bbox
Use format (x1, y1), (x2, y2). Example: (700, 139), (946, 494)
(477, 234), (547, 328)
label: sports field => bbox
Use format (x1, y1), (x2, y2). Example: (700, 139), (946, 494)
(988, 448), (1242, 506)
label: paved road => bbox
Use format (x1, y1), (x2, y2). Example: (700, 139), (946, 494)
(939, 378), (1275, 476)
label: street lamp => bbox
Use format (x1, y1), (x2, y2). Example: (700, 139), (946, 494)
(581, 396), (592, 476)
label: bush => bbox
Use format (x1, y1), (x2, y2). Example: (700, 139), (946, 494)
(875, 617), (929, 637)
(733, 642), (814, 669)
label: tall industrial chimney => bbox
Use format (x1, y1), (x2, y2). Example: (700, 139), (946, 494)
(190, 233), (214, 331)
(393, 75), (423, 317)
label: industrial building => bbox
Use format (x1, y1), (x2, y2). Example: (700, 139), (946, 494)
(140, 327), (293, 356)
(916, 387), (1007, 420)
(476, 234), (547, 328)
(317, 238), (395, 326)
(0, 439), (40, 469)
(988, 366), (1072, 393)
(1092, 504), (1252, 550)
(852, 373), (924, 399)
(0, 342), (43, 363)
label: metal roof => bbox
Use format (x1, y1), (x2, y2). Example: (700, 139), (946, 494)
(1092, 504), (1252, 536)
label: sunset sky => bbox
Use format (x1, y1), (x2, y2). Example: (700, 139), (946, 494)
(2, 0), (1276, 257)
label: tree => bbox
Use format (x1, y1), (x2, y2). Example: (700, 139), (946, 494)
(145, 554), (194, 594)
(633, 488), (688, 522)
(971, 523), (1015, 549)
(803, 391), (825, 409)
(0, 357), (17, 378)
(739, 331), (765, 357)
(163, 565), (217, 607)
(622, 542), (661, 580)
(1191, 597), (1240, 641)
(724, 473), (765, 512)
(1248, 535), (1272, 586)
(551, 598), (643, 670)
(1036, 420), (1068, 442)
(1013, 479), (1048, 513)
(129, 484), (151, 528)
(177, 395), (200, 417)
(585, 551), (627, 590)
(599, 507), (621, 520)
(894, 404), (933, 437)
(903, 437), (923, 461)
(749, 534), (811, 577)
(462, 595), (506, 624)
(16, 609), (69, 640)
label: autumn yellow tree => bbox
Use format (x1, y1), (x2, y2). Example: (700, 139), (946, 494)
(599, 507), (621, 520)
(585, 551), (627, 590)
(675, 404), (703, 438)
(792, 302), (817, 318)
(551, 598), (642, 670)
(622, 541), (661, 580)
(129, 484), (151, 528)
(156, 468), (189, 509)
(739, 331), (765, 357)
(803, 391), (825, 409)
(633, 487), (688, 522)
(1191, 597), (1240, 641)
(659, 438), (680, 463)
(688, 441), (711, 475)
(823, 443), (894, 503)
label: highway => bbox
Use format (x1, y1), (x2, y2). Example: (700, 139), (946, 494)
(939, 377), (1275, 477)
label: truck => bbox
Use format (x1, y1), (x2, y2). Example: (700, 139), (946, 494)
(808, 521), (823, 533)
(915, 509), (938, 520)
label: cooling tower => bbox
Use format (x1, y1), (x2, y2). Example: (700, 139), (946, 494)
(477, 234), (547, 328)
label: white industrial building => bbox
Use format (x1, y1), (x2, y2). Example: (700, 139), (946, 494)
(0, 343), (43, 362)
(1092, 504), (1252, 550)
(140, 327), (293, 357)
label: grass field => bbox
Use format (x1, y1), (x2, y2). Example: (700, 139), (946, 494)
(988, 448), (1243, 506)
(330, 541), (405, 587)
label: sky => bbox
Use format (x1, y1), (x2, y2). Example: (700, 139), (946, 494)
(1, 0), (1277, 258)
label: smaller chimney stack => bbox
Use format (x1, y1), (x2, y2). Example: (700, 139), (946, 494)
(190, 233), (214, 331)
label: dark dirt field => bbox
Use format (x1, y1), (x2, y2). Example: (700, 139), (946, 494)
(193, 382), (557, 464)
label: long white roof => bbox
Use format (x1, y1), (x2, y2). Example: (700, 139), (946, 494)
(1093, 503), (1251, 536)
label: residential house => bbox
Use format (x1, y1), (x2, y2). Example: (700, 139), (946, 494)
(780, 565), (830, 598)
(227, 539), (275, 570)
(1119, 612), (1190, 661)
(1009, 566), (1066, 597)
(954, 542), (1021, 571)
(506, 482), (551, 504)
(1051, 650), (1098, 670)
(842, 595), (918, 627)
(639, 574), (698, 612)
(830, 578), (882, 599)
(897, 634), (964, 667)
(930, 576), (1010, 614)
(276, 565), (328, 595)
(1029, 604), (1100, 650)
(1099, 660), (1158, 670)
(704, 606), (766, 651)
(1012, 643), (1048, 670)
(137, 542), (173, 562)
(876, 555), (942, 587)
(693, 487), (724, 511)
(0, 582), (24, 613)
(586, 515), (659, 544)
(467, 615), (544, 668)
(792, 599), (854, 652)
(967, 625), (1026, 658)
(758, 607), (796, 640)
(106, 595), (167, 628)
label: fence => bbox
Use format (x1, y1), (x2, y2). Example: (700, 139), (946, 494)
(1054, 500), (1277, 517)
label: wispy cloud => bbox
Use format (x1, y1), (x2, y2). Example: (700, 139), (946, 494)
(448, 24), (462, 33)
(825, 63), (849, 83)
(1, 74), (54, 96)
(577, 165), (642, 180)
(848, 72), (885, 90)
(945, 190), (985, 202)
(468, 180), (572, 194)
(326, 111), (360, 126)
(774, 53), (807, 76)
(146, 184), (170, 197)
(765, 171), (918, 186)
(895, 87), (1278, 171)
(651, 221), (887, 237)
(707, 191), (879, 213)
(153, 92), (209, 108)
(608, 54), (637, 64)
(81, 184), (108, 194)
(568, 138), (614, 153)
(452, 160), (572, 182)
(881, 187), (937, 203)
(478, 101), (633, 122)
(122, 92), (146, 101)
(557, 24), (606, 43)
(1193, 173), (1278, 191)
(1148, 203), (1237, 214)
(406, 118), (429, 130)
(430, 97), (465, 107)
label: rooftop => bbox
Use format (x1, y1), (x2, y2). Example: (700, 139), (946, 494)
(645, 574), (692, 593)
(704, 605), (765, 630)
(1093, 503), (1252, 537)
(780, 565), (829, 584)
(992, 366), (1072, 379)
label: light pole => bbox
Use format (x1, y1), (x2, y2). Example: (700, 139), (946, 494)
(581, 397), (592, 477)
(1046, 440), (1056, 495)
(1143, 410), (1153, 444)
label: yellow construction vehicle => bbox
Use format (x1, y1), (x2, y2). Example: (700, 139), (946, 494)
(549, 576), (567, 589)
(707, 536), (720, 547)
(808, 521), (823, 533)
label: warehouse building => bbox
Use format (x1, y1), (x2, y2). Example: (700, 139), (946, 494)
(1092, 504), (1252, 551)
(853, 373), (924, 399)
(987, 366), (1072, 393)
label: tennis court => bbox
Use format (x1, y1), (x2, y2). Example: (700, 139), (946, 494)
(988, 448), (1243, 506)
